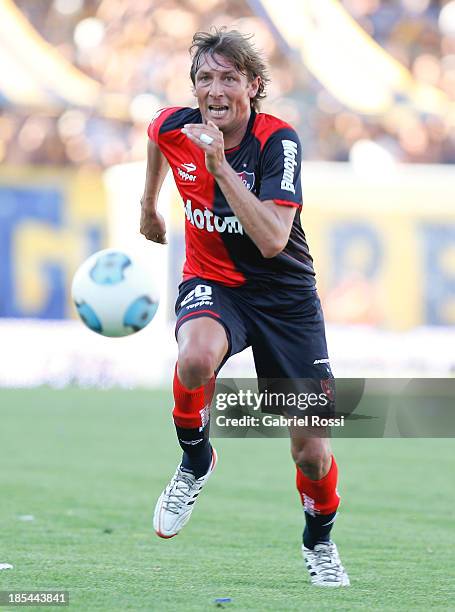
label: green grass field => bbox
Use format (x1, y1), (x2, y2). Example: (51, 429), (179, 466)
(0, 388), (454, 611)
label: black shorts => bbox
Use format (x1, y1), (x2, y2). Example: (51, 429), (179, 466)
(175, 277), (334, 417)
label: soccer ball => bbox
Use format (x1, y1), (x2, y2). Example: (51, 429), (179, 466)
(71, 248), (159, 337)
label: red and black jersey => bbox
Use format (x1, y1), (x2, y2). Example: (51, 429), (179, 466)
(148, 106), (315, 289)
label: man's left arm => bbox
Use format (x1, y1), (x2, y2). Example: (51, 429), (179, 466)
(181, 121), (299, 258)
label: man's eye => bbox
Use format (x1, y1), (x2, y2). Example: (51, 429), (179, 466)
(225, 76), (235, 82)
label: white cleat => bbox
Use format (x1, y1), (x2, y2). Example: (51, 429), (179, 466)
(153, 449), (217, 538)
(302, 541), (350, 587)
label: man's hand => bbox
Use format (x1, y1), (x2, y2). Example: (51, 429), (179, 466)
(140, 207), (167, 244)
(181, 120), (227, 177)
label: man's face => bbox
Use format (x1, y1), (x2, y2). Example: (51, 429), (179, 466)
(194, 53), (259, 133)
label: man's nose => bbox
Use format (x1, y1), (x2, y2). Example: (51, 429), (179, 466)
(209, 77), (223, 97)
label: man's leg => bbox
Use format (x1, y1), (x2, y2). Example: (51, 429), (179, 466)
(247, 287), (349, 585)
(290, 432), (339, 547)
(290, 428), (349, 587)
(173, 317), (228, 477)
(153, 316), (228, 538)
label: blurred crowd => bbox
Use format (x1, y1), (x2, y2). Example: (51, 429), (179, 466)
(1, 0), (455, 168)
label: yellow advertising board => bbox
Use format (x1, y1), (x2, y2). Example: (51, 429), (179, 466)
(302, 164), (455, 328)
(3, 162), (452, 329)
(0, 166), (106, 318)
(168, 163), (455, 329)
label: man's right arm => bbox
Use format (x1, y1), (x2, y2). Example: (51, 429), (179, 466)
(140, 138), (169, 244)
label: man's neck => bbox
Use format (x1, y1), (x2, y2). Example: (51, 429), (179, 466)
(222, 111), (253, 150)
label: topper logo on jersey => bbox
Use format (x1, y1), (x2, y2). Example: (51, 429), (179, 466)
(184, 199), (244, 235)
(281, 140), (298, 194)
(177, 162), (197, 182)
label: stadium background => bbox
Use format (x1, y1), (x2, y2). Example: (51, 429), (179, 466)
(0, 0), (454, 386)
(0, 2), (454, 610)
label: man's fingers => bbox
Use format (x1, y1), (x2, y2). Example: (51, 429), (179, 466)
(181, 129), (212, 150)
(182, 129), (204, 143)
(182, 124), (221, 144)
(150, 234), (167, 244)
(141, 227), (167, 244)
(184, 121), (219, 132)
(152, 230), (167, 242)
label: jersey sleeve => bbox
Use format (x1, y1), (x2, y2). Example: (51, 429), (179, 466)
(258, 127), (303, 208)
(147, 107), (182, 145)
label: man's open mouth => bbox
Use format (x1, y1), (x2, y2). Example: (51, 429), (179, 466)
(208, 105), (229, 117)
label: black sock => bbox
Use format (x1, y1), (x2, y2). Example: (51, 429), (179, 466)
(303, 511), (337, 549)
(175, 423), (212, 479)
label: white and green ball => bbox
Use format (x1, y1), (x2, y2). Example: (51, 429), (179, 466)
(71, 248), (159, 337)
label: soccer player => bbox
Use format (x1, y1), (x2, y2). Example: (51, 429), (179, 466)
(140, 28), (349, 587)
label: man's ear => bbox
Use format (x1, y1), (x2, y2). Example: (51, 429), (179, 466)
(248, 76), (261, 99)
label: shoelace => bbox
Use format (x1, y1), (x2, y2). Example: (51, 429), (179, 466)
(162, 471), (199, 514)
(307, 545), (343, 582)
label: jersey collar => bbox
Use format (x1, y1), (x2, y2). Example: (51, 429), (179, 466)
(224, 110), (257, 155)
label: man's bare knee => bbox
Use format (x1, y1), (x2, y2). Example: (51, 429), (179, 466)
(178, 348), (219, 389)
(177, 318), (228, 389)
(291, 437), (332, 480)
